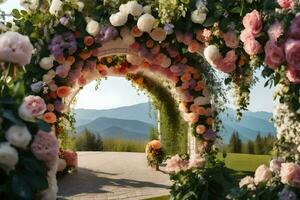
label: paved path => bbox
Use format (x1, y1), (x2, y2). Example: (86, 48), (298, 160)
(57, 152), (172, 200)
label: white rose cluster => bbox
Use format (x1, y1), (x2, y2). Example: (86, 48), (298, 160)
(203, 45), (222, 68)
(191, 0), (208, 24)
(86, 20), (101, 36)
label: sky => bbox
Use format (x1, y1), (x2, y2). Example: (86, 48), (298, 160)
(0, 1), (276, 112)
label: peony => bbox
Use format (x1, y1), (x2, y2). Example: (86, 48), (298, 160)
(244, 38), (261, 56)
(285, 39), (300, 70)
(277, 0), (293, 9)
(239, 176), (255, 190)
(0, 142), (18, 173)
(264, 41), (285, 69)
(31, 81), (43, 93)
(254, 164), (273, 184)
(242, 10), (262, 36)
(39, 56), (54, 70)
(110, 12), (128, 27)
(19, 95), (47, 121)
(268, 22), (284, 41)
(214, 50), (237, 73)
(286, 66), (300, 83)
(223, 31), (239, 49)
(203, 45), (222, 68)
(137, 13), (155, 32)
(150, 28), (167, 42)
(86, 20), (100, 36)
(280, 163), (300, 187)
(191, 8), (207, 24)
(0, 31), (33, 66)
(188, 154), (205, 169)
(126, 1), (143, 16)
(49, 0), (62, 16)
(31, 131), (58, 168)
(270, 157), (285, 172)
(288, 16), (300, 40)
(5, 125), (32, 149)
(166, 154), (188, 173)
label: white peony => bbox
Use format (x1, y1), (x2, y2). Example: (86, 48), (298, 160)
(39, 55), (54, 70)
(0, 142), (18, 173)
(191, 8), (207, 24)
(203, 45), (222, 67)
(143, 5), (152, 14)
(150, 27), (167, 42)
(86, 20), (100, 36)
(0, 31), (33, 66)
(119, 4), (129, 14)
(49, 0), (63, 16)
(57, 158), (67, 172)
(5, 125), (32, 149)
(110, 12), (128, 27)
(20, 0), (39, 10)
(126, 54), (143, 65)
(137, 13), (155, 32)
(194, 96), (210, 105)
(126, 1), (143, 16)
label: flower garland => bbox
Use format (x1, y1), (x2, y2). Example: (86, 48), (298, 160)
(145, 140), (165, 170)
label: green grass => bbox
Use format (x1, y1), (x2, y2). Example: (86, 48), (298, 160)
(144, 196), (169, 200)
(102, 138), (147, 152)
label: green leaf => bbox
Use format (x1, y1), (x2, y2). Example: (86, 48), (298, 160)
(3, 110), (25, 126)
(11, 9), (21, 19)
(11, 173), (33, 200)
(203, 17), (216, 27)
(230, 7), (241, 14)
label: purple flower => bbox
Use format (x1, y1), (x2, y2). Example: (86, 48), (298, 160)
(95, 25), (119, 43)
(279, 187), (297, 200)
(164, 24), (175, 35)
(48, 32), (77, 57)
(56, 65), (69, 78)
(203, 130), (217, 141)
(54, 100), (65, 112)
(60, 17), (69, 26)
(31, 81), (43, 93)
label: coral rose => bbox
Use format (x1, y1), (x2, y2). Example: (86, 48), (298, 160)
(277, 0), (293, 9)
(280, 163), (300, 187)
(223, 31), (239, 49)
(214, 50), (238, 73)
(43, 112), (57, 124)
(150, 140), (161, 150)
(244, 38), (261, 56)
(63, 150), (78, 168)
(285, 39), (300, 70)
(264, 41), (285, 69)
(240, 29), (254, 43)
(57, 86), (72, 98)
(242, 10), (262, 36)
(196, 125), (206, 134)
(254, 164), (273, 184)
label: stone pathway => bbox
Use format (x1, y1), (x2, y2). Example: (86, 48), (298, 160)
(57, 152), (171, 200)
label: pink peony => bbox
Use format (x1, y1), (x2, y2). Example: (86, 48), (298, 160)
(285, 39), (300, 70)
(19, 95), (47, 121)
(286, 65), (300, 83)
(31, 131), (58, 169)
(277, 0), (293, 9)
(268, 22), (284, 41)
(244, 38), (261, 56)
(270, 157), (285, 172)
(240, 29), (254, 43)
(166, 154), (189, 173)
(254, 164), (273, 184)
(223, 31), (239, 49)
(264, 41), (285, 69)
(214, 50), (237, 73)
(188, 154), (205, 169)
(242, 10), (262, 36)
(280, 163), (300, 187)
(288, 16), (300, 40)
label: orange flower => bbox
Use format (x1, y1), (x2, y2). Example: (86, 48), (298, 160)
(151, 140), (161, 150)
(131, 26), (143, 37)
(57, 86), (71, 98)
(106, 57), (113, 63)
(47, 104), (55, 112)
(181, 73), (191, 82)
(84, 36), (94, 47)
(196, 107), (207, 116)
(43, 112), (57, 124)
(79, 51), (92, 60)
(66, 56), (75, 66)
(55, 55), (65, 64)
(75, 31), (81, 38)
(206, 117), (213, 126)
(188, 40), (200, 53)
(195, 81), (205, 91)
(49, 91), (57, 99)
(196, 125), (207, 134)
(146, 40), (154, 48)
(140, 61), (150, 68)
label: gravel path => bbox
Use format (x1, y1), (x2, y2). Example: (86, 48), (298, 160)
(57, 152), (172, 200)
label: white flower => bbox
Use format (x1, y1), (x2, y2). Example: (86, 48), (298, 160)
(194, 96), (210, 105)
(57, 158), (67, 172)
(196, 0), (207, 9)
(203, 45), (222, 67)
(5, 125), (32, 149)
(191, 8), (207, 24)
(0, 31), (33, 66)
(150, 27), (167, 42)
(137, 13), (155, 32)
(119, 4), (129, 14)
(86, 20), (100, 36)
(126, 54), (143, 65)
(143, 5), (151, 14)
(126, 1), (143, 16)
(0, 142), (18, 173)
(20, 0), (39, 10)
(39, 56), (54, 70)
(110, 12), (128, 27)
(239, 176), (255, 189)
(254, 164), (273, 184)
(76, 1), (85, 11)
(49, 0), (63, 16)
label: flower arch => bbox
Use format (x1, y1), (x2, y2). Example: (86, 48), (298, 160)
(0, 0), (300, 199)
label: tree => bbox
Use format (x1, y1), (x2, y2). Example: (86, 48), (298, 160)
(227, 131), (242, 153)
(75, 129), (103, 151)
(247, 140), (255, 154)
(254, 133), (264, 155)
(236, 132), (242, 153)
(148, 127), (159, 140)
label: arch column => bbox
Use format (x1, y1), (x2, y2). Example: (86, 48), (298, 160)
(188, 123), (197, 156)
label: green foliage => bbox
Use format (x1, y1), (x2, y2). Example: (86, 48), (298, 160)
(75, 129), (103, 151)
(227, 131), (242, 153)
(148, 127), (159, 140)
(102, 138), (147, 152)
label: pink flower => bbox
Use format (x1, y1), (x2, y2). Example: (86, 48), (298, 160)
(288, 16), (300, 40)
(280, 163), (300, 187)
(63, 150), (78, 168)
(268, 22), (284, 41)
(223, 31), (239, 49)
(285, 39), (300, 70)
(244, 38), (261, 56)
(277, 0), (293, 9)
(240, 29), (254, 43)
(188, 154), (205, 169)
(19, 95), (47, 121)
(166, 154), (189, 173)
(270, 157), (285, 172)
(56, 65), (70, 78)
(214, 50), (237, 73)
(31, 131), (58, 169)
(286, 65), (300, 83)
(264, 41), (285, 69)
(242, 10), (262, 36)
(254, 164), (273, 184)
(239, 176), (255, 189)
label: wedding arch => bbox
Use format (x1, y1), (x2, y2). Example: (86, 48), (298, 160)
(0, 0), (300, 199)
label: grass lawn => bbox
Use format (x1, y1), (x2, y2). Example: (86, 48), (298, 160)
(145, 196), (169, 200)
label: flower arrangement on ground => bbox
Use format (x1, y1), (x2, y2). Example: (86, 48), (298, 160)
(146, 140), (165, 170)
(57, 149), (78, 175)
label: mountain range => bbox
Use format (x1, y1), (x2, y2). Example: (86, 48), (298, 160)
(74, 103), (276, 143)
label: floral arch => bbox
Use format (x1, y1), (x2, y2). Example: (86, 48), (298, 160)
(0, 0), (300, 199)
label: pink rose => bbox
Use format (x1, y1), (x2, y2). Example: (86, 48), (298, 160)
(242, 10), (262, 36)
(240, 30), (254, 43)
(288, 16), (300, 40)
(244, 38), (261, 56)
(277, 0), (293, 9)
(285, 39), (300, 70)
(214, 50), (237, 73)
(166, 154), (189, 173)
(280, 163), (300, 187)
(188, 154), (205, 169)
(239, 176), (255, 189)
(264, 41), (285, 69)
(254, 164), (273, 184)
(223, 31), (239, 49)
(268, 22), (284, 41)
(286, 65), (300, 83)
(270, 157), (285, 172)
(18, 95), (47, 121)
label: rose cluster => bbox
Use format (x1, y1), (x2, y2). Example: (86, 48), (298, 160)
(166, 154), (205, 173)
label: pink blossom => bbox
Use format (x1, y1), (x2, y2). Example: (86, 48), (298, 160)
(277, 0), (293, 9)
(288, 16), (300, 40)
(188, 154), (205, 169)
(244, 38), (261, 56)
(286, 65), (300, 83)
(285, 39), (300, 70)
(166, 154), (189, 173)
(242, 10), (262, 36)
(254, 164), (273, 184)
(214, 50), (237, 73)
(223, 31), (239, 49)
(19, 95), (47, 121)
(280, 163), (300, 187)
(56, 65), (70, 78)
(31, 131), (58, 169)
(270, 157), (285, 172)
(268, 22), (284, 41)
(264, 41), (285, 69)
(240, 29), (254, 43)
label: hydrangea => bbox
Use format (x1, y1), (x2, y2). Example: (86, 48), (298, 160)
(48, 32), (77, 57)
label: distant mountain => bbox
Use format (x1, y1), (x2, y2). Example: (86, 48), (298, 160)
(74, 103), (276, 144)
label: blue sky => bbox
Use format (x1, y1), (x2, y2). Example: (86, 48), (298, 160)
(1, 1), (276, 112)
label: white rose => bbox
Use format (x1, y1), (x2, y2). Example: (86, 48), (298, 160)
(126, 54), (143, 65)
(203, 45), (222, 67)
(5, 125), (32, 149)
(161, 57), (171, 68)
(110, 12), (128, 27)
(77, 1), (85, 11)
(194, 96), (210, 105)
(39, 56), (54, 70)
(20, 0), (39, 10)
(137, 13), (155, 32)
(0, 142), (18, 173)
(191, 8), (207, 24)
(239, 176), (255, 188)
(254, 164), (273, 184)
(49, 0), (63, 16)
(57, 158), (67, 172)
(150, 27), (167, 42)
(143, 5), (152, 14)
(127, 1), (143, 16)
(86, 20), (100, 36)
